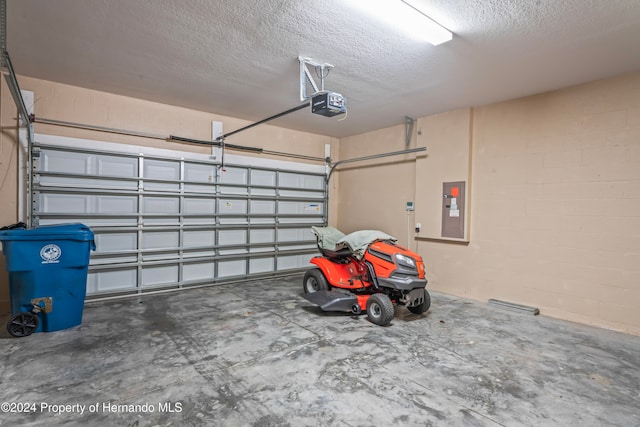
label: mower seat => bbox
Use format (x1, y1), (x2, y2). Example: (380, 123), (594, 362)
(311, 226), (353, 259)
(319, 246), (353, 260)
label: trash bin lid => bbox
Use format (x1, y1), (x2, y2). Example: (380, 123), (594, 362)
(0, 223), (95, 242)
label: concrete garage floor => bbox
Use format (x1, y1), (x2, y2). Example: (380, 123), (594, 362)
(1, 275), (639, 426)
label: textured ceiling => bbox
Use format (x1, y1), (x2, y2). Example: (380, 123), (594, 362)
(6, 0), (640, 138)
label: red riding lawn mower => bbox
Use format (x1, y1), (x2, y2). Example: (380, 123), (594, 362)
(302, 226), (430, 326)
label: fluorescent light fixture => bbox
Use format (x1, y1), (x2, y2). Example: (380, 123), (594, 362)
(347, 0), (453, 46)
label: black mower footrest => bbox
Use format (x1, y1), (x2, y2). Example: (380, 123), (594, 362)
(303, 291), (358, 312)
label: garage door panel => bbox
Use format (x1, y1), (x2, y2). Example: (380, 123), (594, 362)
(143, 196), (179, 214)
(218, 199), (247, 215)
(39, 217), (138, 227)
(183, 262), (215, 282)
(251, 171), (276, 195)
(41, 193), (88, 213)
(97, 156), (138, 177)
(218, 260), (246, 277)
(250, 257), (274, 274)
(97, 195), (138, 214)
(142, 231), (179, 249)
(278, 172), (302, 188)
(279, 172), (323, 190)
(220, 167), (247, 185)
(39, 176), (137, 190)
(278, 201), (324, 215)
(278, 228), (314, 242)
(142, 265), (179, 287)
(279, 189), (324, 198)
(278, 254), (313, 270)
(184, 198), (216, 215)
(33, 137), (326, 297)
(219, 229), (246, 246)
(250, 200), (275, 215)
(95, 232), (137, 252)
(184, 163), (215, 183)
(250, 229), (274, 244)
(144, 159), (179, 179)
(40, 194), (137, 216)
(144, 159), (180, 191)
(42, 150), (89, 174)
(42, 194), (137, 215)
(184, 230), (215, 248)
(87, 269), (137, 293)
(220, 168), (248, 195)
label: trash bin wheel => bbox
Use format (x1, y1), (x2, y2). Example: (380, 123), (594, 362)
(7, 312), (40, 337)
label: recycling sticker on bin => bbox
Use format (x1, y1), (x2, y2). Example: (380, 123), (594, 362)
(40, 244), (62, 264)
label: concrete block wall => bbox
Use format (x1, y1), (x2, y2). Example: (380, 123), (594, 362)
(459, 72), (640, 333)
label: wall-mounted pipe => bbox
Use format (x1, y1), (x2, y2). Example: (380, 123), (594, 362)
(326, 146), (426, 183)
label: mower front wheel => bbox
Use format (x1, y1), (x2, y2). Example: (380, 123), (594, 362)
(366, 294), (394, 326)
(303, 268), (329, 294)
(408, 289), (431, 315)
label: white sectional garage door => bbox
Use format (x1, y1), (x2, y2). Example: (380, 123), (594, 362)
(31, 134), (325, 297)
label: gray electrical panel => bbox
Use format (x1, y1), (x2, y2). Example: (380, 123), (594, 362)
(442, 181), (465, 239)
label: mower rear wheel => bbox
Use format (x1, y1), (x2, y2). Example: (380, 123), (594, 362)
(408, 289), (431, 315)
(303, 268), (329, 294)
(366, 294), (394, 326)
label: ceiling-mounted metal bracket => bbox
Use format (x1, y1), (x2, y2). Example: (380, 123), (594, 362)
(299, 56), (334, 101)
(405, 116), (416, 148)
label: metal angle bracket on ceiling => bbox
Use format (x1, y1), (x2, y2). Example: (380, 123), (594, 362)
(298, 56), (334, 101)
(405, 116), (415, 148)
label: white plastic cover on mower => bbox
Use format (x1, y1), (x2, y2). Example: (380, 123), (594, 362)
(311, 226), (397, 259)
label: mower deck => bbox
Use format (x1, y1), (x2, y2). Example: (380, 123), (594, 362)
(302, 290), (357, 312)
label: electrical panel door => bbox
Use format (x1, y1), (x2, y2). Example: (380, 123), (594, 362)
(442, 181), (465, 239)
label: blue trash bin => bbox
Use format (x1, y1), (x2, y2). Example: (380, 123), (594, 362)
(1, 223), (95, 336)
